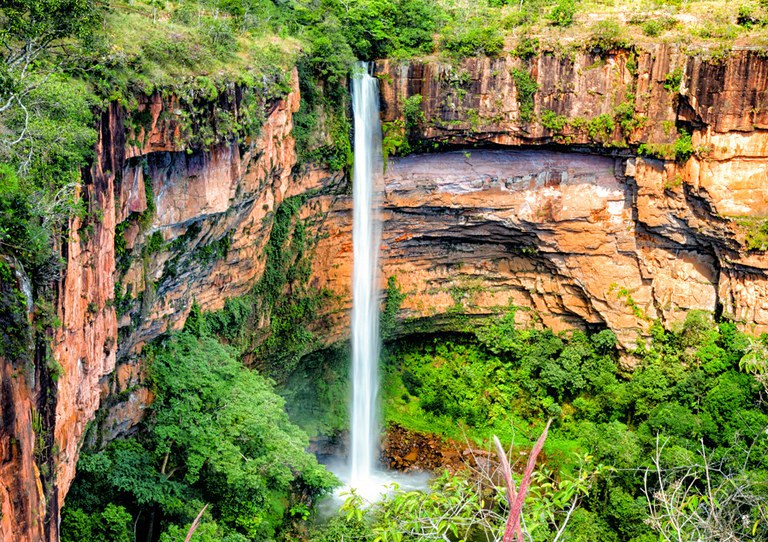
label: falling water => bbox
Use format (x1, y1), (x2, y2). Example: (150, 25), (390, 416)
(350, 62), (383, 488)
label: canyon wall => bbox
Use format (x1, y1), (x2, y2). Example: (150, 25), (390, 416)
(364, 47), (768, 342)
(3, 45), (768, 541)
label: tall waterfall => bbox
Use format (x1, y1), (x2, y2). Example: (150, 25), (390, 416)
(349, 62), (383, 487)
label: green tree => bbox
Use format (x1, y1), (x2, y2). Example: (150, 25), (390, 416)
(64, 332), (337, 542)
(0, 0), (100, 143)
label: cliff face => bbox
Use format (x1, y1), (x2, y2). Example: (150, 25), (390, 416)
(355, 47), (768, 345)
(1, 104), (120, 542)
(4, 45), (768, 541)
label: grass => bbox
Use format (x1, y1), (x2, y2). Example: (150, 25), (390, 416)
(734, 216), (768, 251)
(96, 1), (301, 101)
(431, 0), (768, 59)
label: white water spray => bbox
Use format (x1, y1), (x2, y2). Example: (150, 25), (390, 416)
(350, 62), (383, 489)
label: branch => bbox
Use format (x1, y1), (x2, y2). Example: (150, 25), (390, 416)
(184, 503), (209, 542)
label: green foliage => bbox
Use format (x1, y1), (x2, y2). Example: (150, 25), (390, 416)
(402, 94), (425, 130)
(441, 21), (505, 57)
(192, 234), (232, 266)
(143, 231), (165, 257)
(0, 258), (31, 360)
(250, 195), (329, 381)
(737, 3), (768, 27)
(339, 0), (441, 60)
(61, 504), (133, 542)
(541, 109), (569, 133)
(511, 36), (540, 59)
(281, 344), (351, 437)
(638, 128), (695, 163)
(614, 100), (643, 135)
(0, 0), (100, 100)
(63, 332), (336, 542)
(586, 19), (630, 53)
(382, 119), (411, 160)
(640, 17), (677, 36)
(314, 461), (604, 542)
(674, 129), (694, 162)
(550, 0), (577, 27)
(189, 195), (327, 383)
(293, 59), (353, 172)
(381, 276), (406, 340)
(380, 308), (768, 541)
(663, 67), (684, 92)
(0, 75), (97, 274)
(587, 113), (615, 142)
(735, 216), (768, 251)
(511, 68), (539, 122)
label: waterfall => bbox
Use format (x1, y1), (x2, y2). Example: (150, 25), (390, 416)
(349, 62), (383, 487)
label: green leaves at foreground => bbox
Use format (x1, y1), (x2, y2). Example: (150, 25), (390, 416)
(63, 332), (337, 542)
(313, 460), (605, 542)
(377, 310), (768, 541)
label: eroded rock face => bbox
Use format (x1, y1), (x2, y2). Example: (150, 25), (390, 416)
(366, 47), (768, 338)
(310, 149), (731, 348)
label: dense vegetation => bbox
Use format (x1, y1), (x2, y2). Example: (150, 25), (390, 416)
(62, 331), (336, 542)
(308, 310), (768, 541)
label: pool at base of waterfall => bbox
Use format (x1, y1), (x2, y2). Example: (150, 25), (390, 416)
(316, 458), (432, 518)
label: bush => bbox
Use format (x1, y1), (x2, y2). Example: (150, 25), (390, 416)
(502, 9), (538, 28)
(511, 68), (539, 121)
(586, 19), (630, 53)
(674, 129), (694, 162)
(587, 113), (615, 142)
(511, 36), (539, 58)
(636, 16), (675, 36)
(550, 0), (577, 27)
(441, 22), (505, 57)
(737, 4), (766, 27)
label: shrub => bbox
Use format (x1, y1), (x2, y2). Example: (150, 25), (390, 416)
(402, 94), (425, 130)
(503, 9), (538, 28)
(511, 68), (539, 121)
(674, 129), (694, 161)
(442, 22), (505, 57)
(586, 19), (630, 53)
(200, 17), (238, 58)
(541, 109), (568, 132)
(550, 0), (577, 27)
(642, 20), (663, 36)
(640, 16), (676, 36)
(663, 67), (684, 92)
(511, 36), (540, 59)
(737, 4), (765, 27)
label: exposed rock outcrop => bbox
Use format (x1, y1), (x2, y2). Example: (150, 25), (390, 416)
(363, 47), (768, 340)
